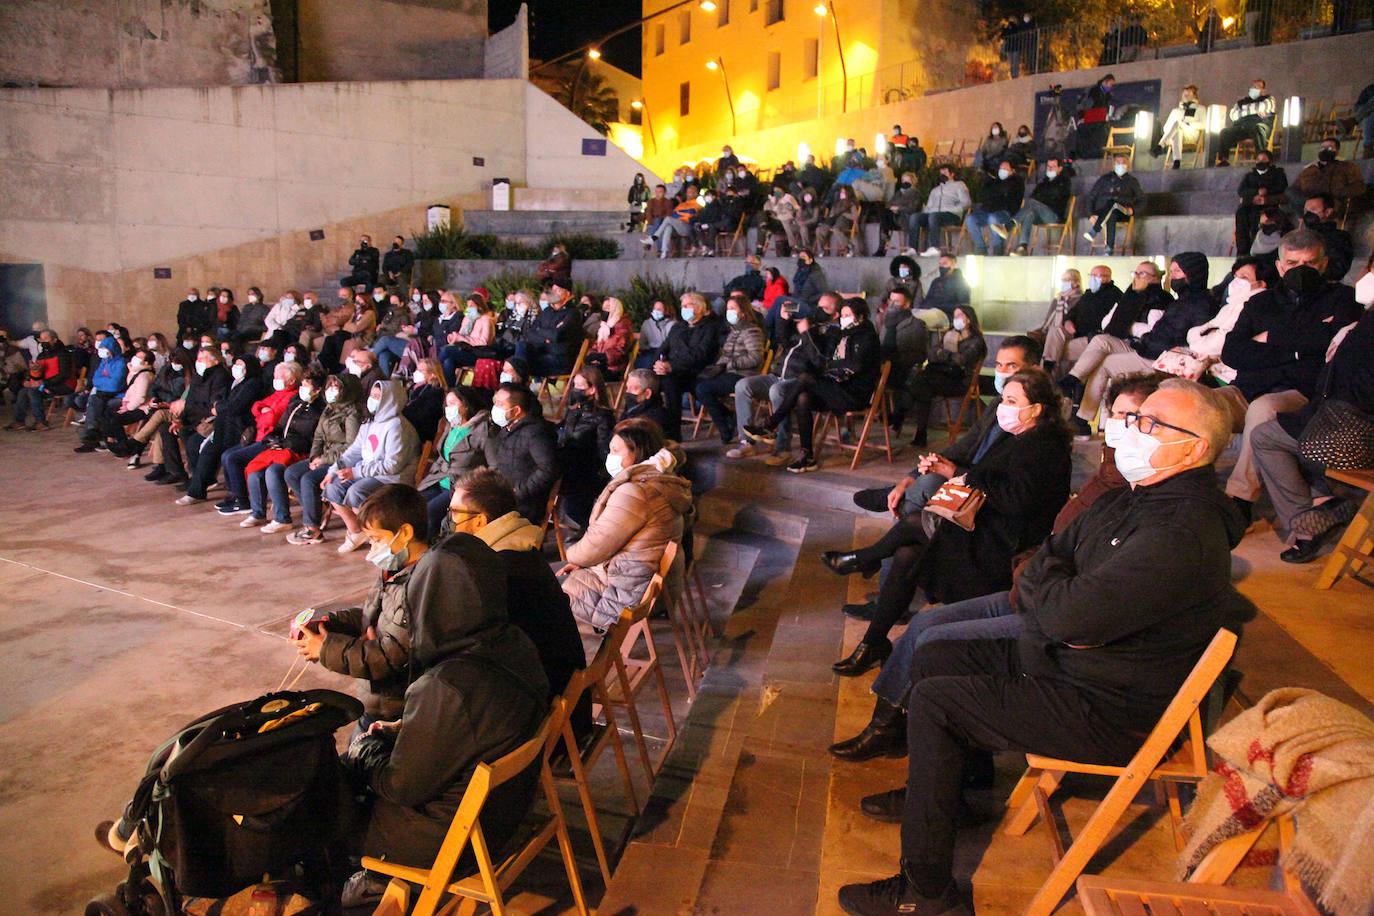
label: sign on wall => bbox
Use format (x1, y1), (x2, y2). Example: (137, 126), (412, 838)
(581, 138), (608, 157)
(1033, 78), (1162, 160)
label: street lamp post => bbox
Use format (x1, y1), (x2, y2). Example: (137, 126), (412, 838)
(706, 57), (736, 136)
(815, 1), (847, 114)
(633, 99), (658, 154)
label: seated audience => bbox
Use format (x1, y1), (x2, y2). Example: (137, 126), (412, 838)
(821, 367), (1071, 676)
(71, 337), (127, 452)
(585, 296), (632, 379)
(516, 287), (584, 379)
(537, 242), (572, 289)
(403, 358), (445, 443)
(791, 249), (828, 312)
(369, 291), (415, 377)
(560, 419), (694, 629)
(214, 360), (303, 515)
(444, 468), (590, 738)
(1234, 150), (1288, 256)
(438, 295), (496, 380)
(814, 185), (863, 257)
(169, 352), (260, 501)
(1155, 85), (1205, 169)
(1289, 137), (1366, 213)
(653, 293), (726, 441)
(1216, 78), (1276, 165)
(97, 348), (158, 455)
(242, 368), (326, 533)
(416, 385), (491, 538)
(558, 367), (617, 529)
(493, 290), (536, 361)
(653, 185), (701, 257)
(484, 382), (560, 525)
(835, 380), (1253, 916)
(619, 368), (672, 430)
(917, 165), (970, 255)
(635, 300), (677, 370)
(1082, 152), (1144, 255)
(121, 349), (192, 471)
(1035, 266), (1084, 372)
(1221, 230), (1360, 522)
(877, 286), (929, 434)
(1185, 257), (1276, 383)
(694, 295), (766, 445)
(1300, 194), (1355, 280)
(904, 305), (987, 448)
(1009, 158), (1073, 256)
(323, 379), (420, 554)
(285, 373), (367, 545)
(920, 251), (971, 321)
(744, 296), (881, 473)
(972, 122), (1009, 176)
(963, 159), (1023, 256)
(9, 329), (75, 431)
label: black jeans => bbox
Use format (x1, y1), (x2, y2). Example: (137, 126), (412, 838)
(908, 369), (970, 433)
(764, 373), (867, 456)
(694, 371), (745, 443)
(853, 515), (931, 645)
(658, 370), (698, 441)
(899, 638), (1149, 893)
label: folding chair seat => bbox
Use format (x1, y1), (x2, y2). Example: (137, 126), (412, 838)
(1007, 628), (1239, 916)
(812, 361), (894, 470)
(1029, 196), (1076, 255)
(362, 707), (589, 916)
(1313, 469), (1374, 590)
(931, 371), (984, 442)
(539, 479), (567, 562)
(536, 338), (590, 420)
(601, 563), (677, 778)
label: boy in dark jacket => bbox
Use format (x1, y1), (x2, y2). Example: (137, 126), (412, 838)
(484, 383), (560, 524)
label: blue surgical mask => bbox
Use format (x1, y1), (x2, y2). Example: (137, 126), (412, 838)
(1059, 281), (1074, 294)
(539, 299), (550, 311)
(651, 308), (665, 321)
(993, 370), (1012, 394)
(952, 317), (967, 331)
(681, 307), (695, 322)
(1087, 276), (1103, 293)
(366, 396), (380, 413)
(465, 306), (478, 319)
(366, 531), (408, 573)
(491, 405), (509, 427)
(726, 311), (739, 325)
(1113, 164), (1127, 177)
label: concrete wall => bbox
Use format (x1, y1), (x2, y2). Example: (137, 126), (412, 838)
(296, 0), (487, 82)
(483, 2), (529, 79)
(0, 78), (652, 337)
(0, 0), (280, 88)
(642, 29), (1374, 175)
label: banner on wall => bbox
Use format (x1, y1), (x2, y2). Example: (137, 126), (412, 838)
(1032, 78), (1162, 161)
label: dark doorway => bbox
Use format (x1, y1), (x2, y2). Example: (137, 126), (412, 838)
(0, 264), (47, 337)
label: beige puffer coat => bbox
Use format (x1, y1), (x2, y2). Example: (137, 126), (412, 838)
(563, 460), (694, 628)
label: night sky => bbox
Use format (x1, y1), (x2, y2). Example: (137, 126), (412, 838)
(489, 0), (644, 75)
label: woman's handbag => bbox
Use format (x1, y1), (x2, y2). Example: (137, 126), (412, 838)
(1152, 347), (1215, 381)
(923, 481), (986, 531)
(1297, 399), (1374, 470)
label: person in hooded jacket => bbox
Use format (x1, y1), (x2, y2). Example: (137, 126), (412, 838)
(557, 367), (617, 529)
(325, 379), (421, 554)
(212, 360), (303, 514)
(241, 368), (326, 532)
(1220, 229), (1361, 519)
(744, 297), (882, 473)
(286, 373), (367, 546)
(833, 381), (1254, 916)
(73, 337), (127, 451)
(560, 419), (695, 630)
(1074, 252), (1217, 429)
(97, 348), (157, 451)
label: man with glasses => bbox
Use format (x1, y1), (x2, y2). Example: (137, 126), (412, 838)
(837, 378), (1254, 916)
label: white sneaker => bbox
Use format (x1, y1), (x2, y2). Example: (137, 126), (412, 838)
(174, 494), (203, 506)
(239, 515), (266, 528)
(990, 223), (1009, 240)
(1082, 230), (1097, 242)
(920, 247), (941, 257)
(260, 520), (291, 534)
(725, 443), (759, 459)
(337, 531), (367, 554)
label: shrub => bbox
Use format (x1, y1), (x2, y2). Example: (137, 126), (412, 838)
(479, 269), (598, 310)
(413, 226), (620, 262)
(615, 273), (693, 325)
(547, 232), (621, 260)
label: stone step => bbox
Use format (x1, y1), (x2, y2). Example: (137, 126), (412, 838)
(462, 209), (627, 236)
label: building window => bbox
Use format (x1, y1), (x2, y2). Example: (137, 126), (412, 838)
(803, 38), (818, 79)
(630, 107), (642, 126)
(654, 24), (665, 55)
(767, 51), (781, 90)
(765, 0), (784, 25)
(717, 0), (730, 26)
(680, 81), (691, 116)
(679, 9), (692, 43)
(750, 0), (759, 11)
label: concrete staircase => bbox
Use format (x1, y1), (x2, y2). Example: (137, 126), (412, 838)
(462, 209), (628, 236)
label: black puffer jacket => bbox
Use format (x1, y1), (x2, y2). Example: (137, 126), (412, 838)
(658, 313), (726, 376)
(1017, 466), (1256, 720)
(819, 318), (882, 398)
(361, 533), (546, 868)
(182, 363), (230, 427)
(212, 356), (265, 446)
(1222, 281), (1361, 401)
(485, 415), (561, 523)
(266, 395), (324, 454)
(1133, 290), (1213, 360)
(1103, 283), (1169, 339)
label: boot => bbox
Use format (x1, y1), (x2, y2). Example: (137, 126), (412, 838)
(830, 697), (907, 761)
(832, 638), (892, 677)
(821, 550), (881, 577)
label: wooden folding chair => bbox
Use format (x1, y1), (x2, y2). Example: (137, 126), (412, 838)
(536, 338), (590, 420)
(362, 709), (589, 916)
(1313, 468), (1374, 590)
(46, 368), (87, 425)
(552, 606), (648, 885)
(715, 213), (747, 257)
(411, 420), (446, 487)
(813, 361), (894, 470)
(652, 541), (709, 700)
(943, 223), (969, 255)
(691, 347), (773, 439)
(1029, 196), (1076, 255)
(603, 566), (677, 778)
(608, 336), (640, 410)
(1087, 211), (1135, 256)
(1006, 628), (1239, 916)
(932, 139), (957, 165)
(1101, 125), (1136, 172)
(933, 371), (984, 442)
(539, 479), (567, 561)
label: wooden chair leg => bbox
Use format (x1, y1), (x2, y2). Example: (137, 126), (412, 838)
(1005, 769), (1064, 836)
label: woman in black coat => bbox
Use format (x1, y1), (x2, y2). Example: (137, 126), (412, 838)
(743, 296), (882, 473)
(822, 367), (1071, 674)
(403, 357), (446, 443)
(557, 366), (617, 528)
(181, 354), (264, 502)
(907, 303), (987, 447)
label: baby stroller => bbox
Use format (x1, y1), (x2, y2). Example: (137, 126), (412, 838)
(89, 689), (364, 916)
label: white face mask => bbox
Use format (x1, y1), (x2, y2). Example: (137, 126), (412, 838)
(997, 168), (1011, 180)
(366, 396), (381, 413)
(231, 364), (245, 380)
(1114, 425), (1197, 483)
(839, 315), (854, 329)
(990, 127), (1001, 136)
(680, 307), (694, 322)
(283, 297), (295, 308)
(324, 388), (339, 404)
(299, 386), (313, 402)
(344, 360), (360, 376)
(605, 452), (625, 476)
(248, 295), (259, 303)
(1354, 272), (1374, 307)
(257, 348), (271, 361)
(412, 370), (426, 386)
(499, 372), (515, 384)
(1248, 87), (1262, 99)
(129, 359), (144, 371)
(726, 311), (740, 325)
(1060, 280), (1075, 294)
(188, 294), (199, 301)
(1045, 169), (1058, 180)
(1226, 276), (1256, 307)
(952, 317), (968, 331)
(273, 378), (286, 391)
(491, 405), (509, 427)
(1102, 417), (1127, 449)
(373, 293), (384, 302)
(195, 361), (209, 375)
(1088, 276), (1104, 293)
(1113, 164), (1127, 177)
(445, 404), (462, 424)
(219, 295), (229, 304)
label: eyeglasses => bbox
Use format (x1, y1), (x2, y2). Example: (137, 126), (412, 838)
(1124, 412), (1200, 439)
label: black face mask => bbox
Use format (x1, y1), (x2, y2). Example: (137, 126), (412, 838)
(1318, 148), (1337, 163)
(938, 266), (952, 277)
(1260, 222), (1279, 235)
(1255, 163), (1270, 173)
(392, 243), (401, 250)
(599, 310), (610, 322)
(797, 258), (810, 270)
(937, 175), (949, 184)
(568, 389), (588, 405)
(1283, 264), (1323, 299)
(1171, 278), (1189, 294)
(1301, 211), (1323, 229)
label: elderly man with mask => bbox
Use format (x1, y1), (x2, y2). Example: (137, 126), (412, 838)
(836, 379), (1255, 916)
(1220, 229), (1360, 523)
(483, 383), (560, 525)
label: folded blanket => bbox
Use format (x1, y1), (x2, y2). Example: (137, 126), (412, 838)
(1179, 687), (1374, 916)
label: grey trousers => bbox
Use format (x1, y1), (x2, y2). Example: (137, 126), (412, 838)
(734, 373), (798, 451)
(1223, 389), (1308, 502)
(1251, 417), (1331, 537)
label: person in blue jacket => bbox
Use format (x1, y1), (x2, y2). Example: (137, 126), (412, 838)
(73, 334), (127, 452)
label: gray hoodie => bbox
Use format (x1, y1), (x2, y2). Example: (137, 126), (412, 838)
(331, 378), (419, 482)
